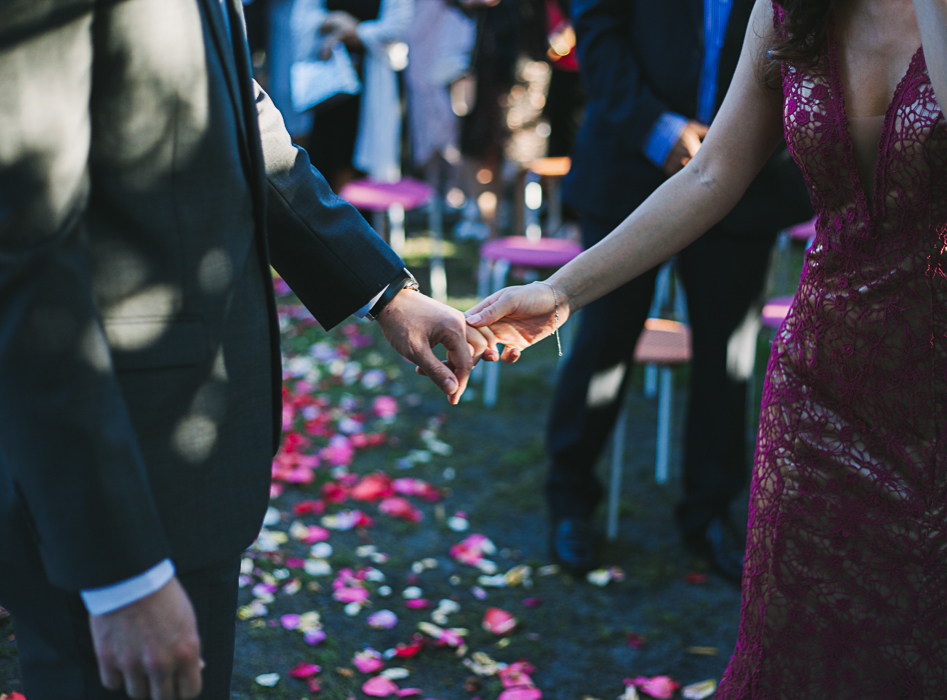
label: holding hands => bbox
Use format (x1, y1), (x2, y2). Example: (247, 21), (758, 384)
(465, 281), (571, 364)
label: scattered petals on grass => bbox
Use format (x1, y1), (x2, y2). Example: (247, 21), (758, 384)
(363, 675), (400, 697)
(379, 496), (424, 523)
(498, 688), (542, 700)
(686, 646), (718, 656)
(450, 534), (496, 566)
(482, 608), (517, 635)
(255, 672), (280, 687)
(368, 609), (399, 629)
(382, 667), (411, 680)
(353, 648), (385, 674)
(626, 676), (680, 699)
(288, 661), (321, 678)
(586, 567), (626, 587)
(681, 679), (718, 699)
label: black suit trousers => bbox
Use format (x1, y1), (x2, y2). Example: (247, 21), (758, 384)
(546, 213), (778, 538)
(0, 548), (242, 700)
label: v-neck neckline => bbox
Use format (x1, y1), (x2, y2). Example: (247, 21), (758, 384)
(827, 20), (924, 223)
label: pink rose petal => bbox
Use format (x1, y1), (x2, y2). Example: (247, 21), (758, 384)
(629, 676), (680, 699)
(353, 649), (385, 674)
(288, 661), (321, 678)
(363, 675), (399, 697)
(482, 607), (517, 635)
(498, 689), (542, 700)
(280, 614), (301, 630)
(304, 629), (326, 646)
(367, 610), (399, 629)
(352, 473), (394, 502)
(333, 586), (370, 604)
(379, 497), (423, 523)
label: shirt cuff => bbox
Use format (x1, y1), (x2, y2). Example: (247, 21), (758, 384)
(643, 112), (689, 168)
(81, 559), (176, 616)
(354, 285), (388, 319)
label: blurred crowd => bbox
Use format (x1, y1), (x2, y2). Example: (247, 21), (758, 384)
(243, 0), (583, 239)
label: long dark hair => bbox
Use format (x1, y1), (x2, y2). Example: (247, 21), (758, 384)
(764, 0), (836, 84)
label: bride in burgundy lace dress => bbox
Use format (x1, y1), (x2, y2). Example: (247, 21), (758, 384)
(465, 0), (947, 695)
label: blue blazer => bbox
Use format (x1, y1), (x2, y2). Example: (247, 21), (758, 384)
(563, 0), (808, 231)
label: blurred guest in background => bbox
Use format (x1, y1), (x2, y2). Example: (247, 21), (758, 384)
(292, 0), (414, 189)
(543, 0), (811, 580)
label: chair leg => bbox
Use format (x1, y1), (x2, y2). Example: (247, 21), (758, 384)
(524, 172), (542, 241)
(547, 177), (562, 237)
(472, 257), (494, 383)
(388, 203), (406, 258)
(428, 190), (448, 303)
(655, 366), (673, 484)
(644, 363), (658, 398)
(607, 404), (628, 542)
(483, 258), (510, 407)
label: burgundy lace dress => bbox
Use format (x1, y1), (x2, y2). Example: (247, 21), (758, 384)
(717, 6), (947, 698)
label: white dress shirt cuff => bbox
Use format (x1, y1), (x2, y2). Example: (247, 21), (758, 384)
(354, 285), (388, 319)
(643, 112), (689, 168)
(81, 559), (176, 616)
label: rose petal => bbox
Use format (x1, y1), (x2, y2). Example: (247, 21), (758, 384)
(482, 607), (517, 635)
(498, 688), (542, 700)
(255, 672), (280, 687)
(288, 661), (321, 679)
(365, 610), (397, 629)
(354, 649), (385, 674)
(362, 675), (400, 697)
(629, 676), (680, 700)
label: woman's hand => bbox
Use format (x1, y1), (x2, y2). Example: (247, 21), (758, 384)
(465, 282), (569, 363)
(318, 11), (361, 59)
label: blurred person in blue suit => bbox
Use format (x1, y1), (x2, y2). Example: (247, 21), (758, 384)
(544, 0), (811, 580)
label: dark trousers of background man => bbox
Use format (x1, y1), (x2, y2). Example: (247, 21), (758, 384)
(546, 214), (779, 540)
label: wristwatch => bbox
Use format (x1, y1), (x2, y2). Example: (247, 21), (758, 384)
(366, 268), (420, 321)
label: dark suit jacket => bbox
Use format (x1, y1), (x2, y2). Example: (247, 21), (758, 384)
(0, 0), (402, 591)
(563, 0), (810, 232)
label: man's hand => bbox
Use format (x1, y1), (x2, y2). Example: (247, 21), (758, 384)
(375, 291), (481, 404)
(663, 121), (708, 176)
(89, 577), (202, 700)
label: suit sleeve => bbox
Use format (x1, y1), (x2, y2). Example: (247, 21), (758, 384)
(572, 0), (674, 154)
(254, 82), (404, 329)
(0, 3), (171, 591)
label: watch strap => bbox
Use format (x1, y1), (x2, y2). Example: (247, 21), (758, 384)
(367, 268), (418, 320)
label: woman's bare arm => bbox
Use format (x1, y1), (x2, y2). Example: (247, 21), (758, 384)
(467, 0), (787, 352)
(913, 0), (947, 113)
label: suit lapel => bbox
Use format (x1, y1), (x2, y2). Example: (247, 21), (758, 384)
(224, 0), (268, 234)
(201, 0), (251, 153)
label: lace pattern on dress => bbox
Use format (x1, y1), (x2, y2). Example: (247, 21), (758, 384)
(716, 3), (947, 698)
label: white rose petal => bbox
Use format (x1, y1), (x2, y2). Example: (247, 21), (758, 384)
(255, 672), (280, 687)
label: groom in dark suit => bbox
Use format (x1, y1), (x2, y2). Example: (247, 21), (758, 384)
(0, 1), (482, 697)
(546, 0), (811, 579)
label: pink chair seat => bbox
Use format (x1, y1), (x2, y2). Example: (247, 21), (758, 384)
(787, 218), (817, 242)
(480, 236), (583, 268)
(340, 177), (434, 212)
(762, 295), (793, 330)
(633, 318), (692, 365)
